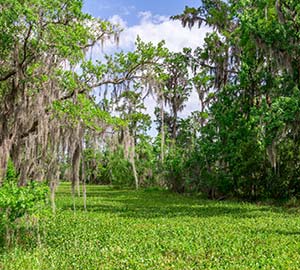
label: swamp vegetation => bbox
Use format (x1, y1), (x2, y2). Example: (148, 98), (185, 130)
(2, 184), (300, 269)
(1, 0), (300, 268)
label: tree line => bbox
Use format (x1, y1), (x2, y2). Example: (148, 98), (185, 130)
(1, 0), (300, 214)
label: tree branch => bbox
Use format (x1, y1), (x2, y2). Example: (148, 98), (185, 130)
(0, 70), (16, 82)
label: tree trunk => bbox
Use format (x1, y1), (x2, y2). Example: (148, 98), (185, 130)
(81, 153), (87, 211)
(129, 131), (139, 190)
(0, 137), (11, 185)
(160, 97), (165, 164)
(72, 143), (81, 211)
(131, 153), (139, 190)
(172, 109), (177, 140)
(131, 150), (139, 189)
(50, 180), (56, 214)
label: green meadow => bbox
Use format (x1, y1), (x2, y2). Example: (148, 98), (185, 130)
(1, 184), (300, 270)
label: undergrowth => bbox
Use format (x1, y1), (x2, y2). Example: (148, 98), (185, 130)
(1, 183), (300, 269)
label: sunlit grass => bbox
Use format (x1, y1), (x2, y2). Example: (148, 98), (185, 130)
(1, 183), (300, 269)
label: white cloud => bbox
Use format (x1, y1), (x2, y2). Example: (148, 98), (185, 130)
(109, 14), (127, 29)
(94, 12), (211, 132)
(103, 11), (210, 53)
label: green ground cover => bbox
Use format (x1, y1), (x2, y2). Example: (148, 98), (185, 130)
(1, 184), (300, 269)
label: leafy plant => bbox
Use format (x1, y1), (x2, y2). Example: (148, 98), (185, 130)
(0, 160), (49, 247)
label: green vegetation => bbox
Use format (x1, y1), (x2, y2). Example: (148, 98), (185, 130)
(0, 159), (49, 248)
(1, 0), (300, 267)
(1, 184), (300, 269)
(1, 0), (300, 200)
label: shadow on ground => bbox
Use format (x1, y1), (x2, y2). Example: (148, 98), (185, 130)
(57, 185), (284, 220)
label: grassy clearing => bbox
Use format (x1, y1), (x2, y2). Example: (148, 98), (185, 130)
(1, 184), (300, 269)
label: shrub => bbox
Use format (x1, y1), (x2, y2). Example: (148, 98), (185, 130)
(0, 159), (49, 247)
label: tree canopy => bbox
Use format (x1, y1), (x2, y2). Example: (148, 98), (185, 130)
(1, 0), (300, 205)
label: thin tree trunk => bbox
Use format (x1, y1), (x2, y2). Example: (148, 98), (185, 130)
(81, 153), (87, 211)
(172, 109), (177, 140)
(0, 137), (11, 185)
(72, 144), (81, 197)
(129, 131), (139, 190)
(50, 180), (56, 214)
(131, 152), (139, 190)
(160, 97), (165, 164)
(72, 144), (81, 211)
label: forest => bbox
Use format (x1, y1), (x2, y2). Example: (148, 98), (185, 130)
(1, 0), (300, 269)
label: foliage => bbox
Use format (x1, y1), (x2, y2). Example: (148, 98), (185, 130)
(2, 184), (300, 269)
(2, 2), (300, 265)
(104, 147), (134, 187)
(163, 146), (187, 193)
(5, 159), (18, 185)
(166, 0), (300, 199)
(0, 160), (49, 247)
(1, 1), (300, 268)
(0, 181), (49, 224)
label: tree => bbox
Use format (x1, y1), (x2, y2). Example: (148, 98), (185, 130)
(172, 0), (300, 199)
(160, 52), (192, 140)
(0, 0), (119, 186)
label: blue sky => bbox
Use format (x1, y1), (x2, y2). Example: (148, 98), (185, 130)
(83, 0), (200, 26)
(83, 0), (207, 55)
(83, 0), (208, 130)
